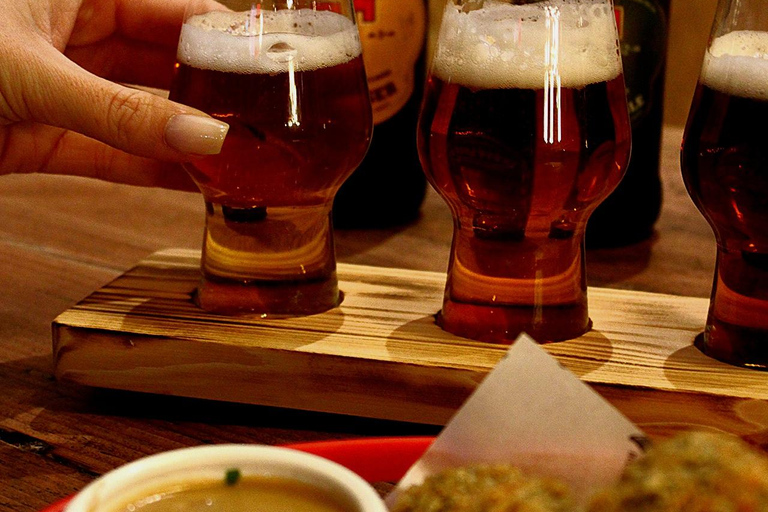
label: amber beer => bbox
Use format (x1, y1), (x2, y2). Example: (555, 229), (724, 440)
(419, 0), (630, 342)
(169, 9), (372, 316)
(682, 31), (768, 369)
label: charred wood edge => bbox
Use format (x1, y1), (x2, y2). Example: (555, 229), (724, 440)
(0, 427), (100, 478)
(591, 383), (768, 453)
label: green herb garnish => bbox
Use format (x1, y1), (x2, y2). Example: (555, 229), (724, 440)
(224, 468), (241, 486)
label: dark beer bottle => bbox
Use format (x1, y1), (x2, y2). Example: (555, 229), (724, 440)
(332, 0), (428, 229)
(586, 0), (669, 247)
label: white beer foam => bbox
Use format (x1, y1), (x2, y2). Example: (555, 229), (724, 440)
(702, 31), (768, 101)
(178, 10), (361, 74)
(432, 0), (622, 89)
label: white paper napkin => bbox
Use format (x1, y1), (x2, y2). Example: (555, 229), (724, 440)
(386, 334), (647, 506)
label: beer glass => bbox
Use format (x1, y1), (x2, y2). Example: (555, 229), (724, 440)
(169, 0), (372, 316)
(681, 0), (768, 370)
(419, 0), (631, 343)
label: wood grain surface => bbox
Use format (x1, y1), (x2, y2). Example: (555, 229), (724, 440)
(52, 249), (767, 431)
(0, 125), (752, 512)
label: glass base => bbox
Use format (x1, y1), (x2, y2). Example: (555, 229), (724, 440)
(694, 322), (768, 371)
(196, 202), (339, 317)
(195, 274), (340, 317)
(697, 249), (768, 371)
(438, 298), (591, 344)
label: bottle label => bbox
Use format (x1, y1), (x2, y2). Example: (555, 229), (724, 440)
(355, 0), (427, 124)
(614, 0), (669, 123)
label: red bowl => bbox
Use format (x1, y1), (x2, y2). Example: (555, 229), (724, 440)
(39, 436), (434, 512)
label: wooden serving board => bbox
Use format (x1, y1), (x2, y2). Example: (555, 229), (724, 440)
(52, 249), (768, 444)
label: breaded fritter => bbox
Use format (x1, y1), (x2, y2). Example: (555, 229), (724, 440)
(390, 464), (576, 512)
(588, 431), (768, 512)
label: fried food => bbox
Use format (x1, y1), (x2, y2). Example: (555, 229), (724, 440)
(390, 464), (576, 512)
(587, 431), (768, 512)
(390, 432), (768, 512)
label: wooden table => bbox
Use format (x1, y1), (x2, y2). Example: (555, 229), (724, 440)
(0, 125), (723, 511)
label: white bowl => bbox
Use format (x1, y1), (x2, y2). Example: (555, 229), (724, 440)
(64, 444), (388, 512)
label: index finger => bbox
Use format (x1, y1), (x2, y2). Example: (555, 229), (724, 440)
(3, 123), (200, 192)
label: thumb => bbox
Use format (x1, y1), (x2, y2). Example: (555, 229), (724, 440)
(18, 48), (229, 161)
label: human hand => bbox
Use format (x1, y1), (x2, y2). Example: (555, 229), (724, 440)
(0, 0), (229, 190)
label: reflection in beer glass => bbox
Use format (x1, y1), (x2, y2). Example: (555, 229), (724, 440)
(419, 0), (631, 343)
(682, 8), (768, 369)
(169, 1), (372, 316)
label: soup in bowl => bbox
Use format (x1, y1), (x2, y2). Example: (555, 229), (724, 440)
(64, 444), (387, 512)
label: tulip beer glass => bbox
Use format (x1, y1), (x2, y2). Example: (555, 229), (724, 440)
(170, 0), (372, 316)
(681, 0), (768, 369)
(419, 0), (631, 343)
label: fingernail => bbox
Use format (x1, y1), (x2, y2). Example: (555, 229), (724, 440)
(165, 114), (229, 155)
